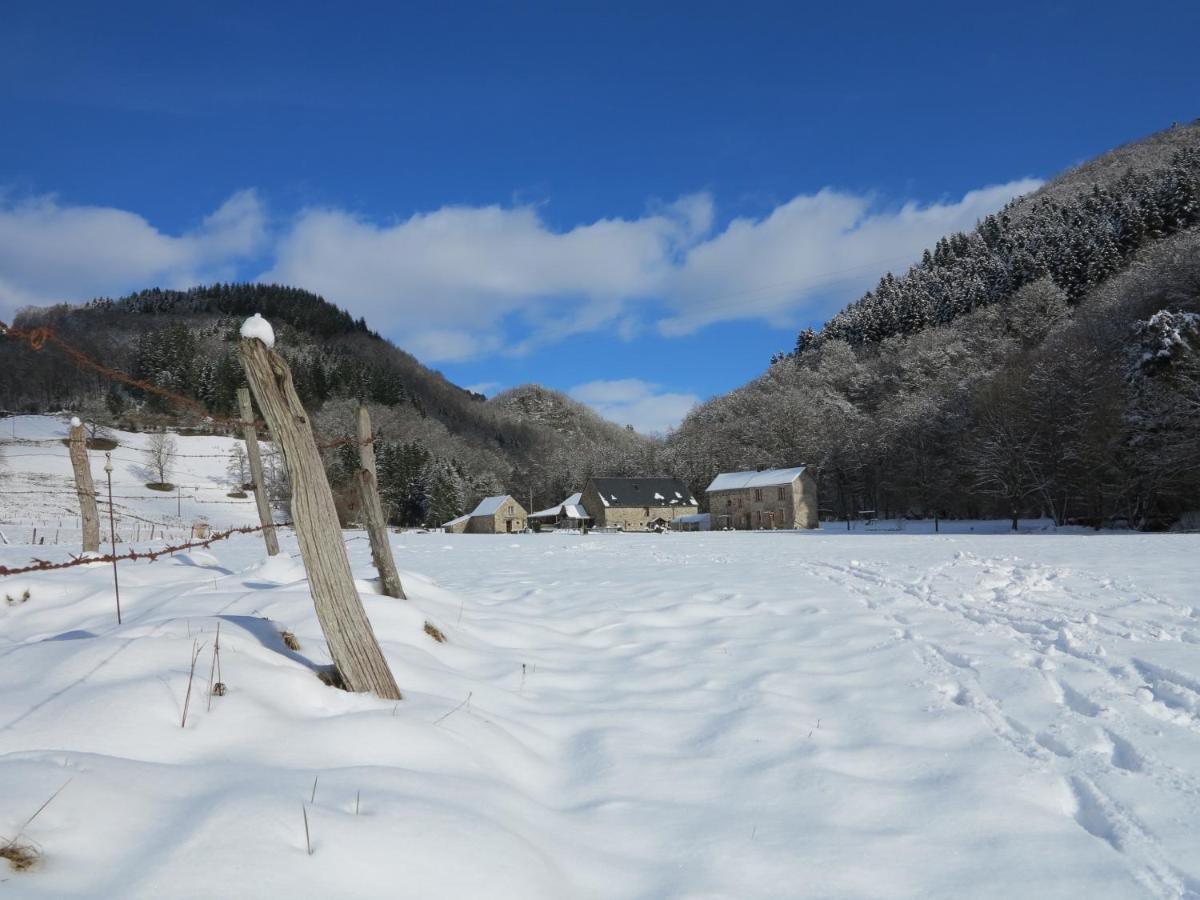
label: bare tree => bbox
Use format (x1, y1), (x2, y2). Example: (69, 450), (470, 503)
(247, 443), (293, 520)
(227, 445), (249, 490)
(145, 432), (178, 486)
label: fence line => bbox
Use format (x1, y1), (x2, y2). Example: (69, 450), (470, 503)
(1, 436), (263, 460)
(5, 326), (405, 699)
(0, 521), (293, 576)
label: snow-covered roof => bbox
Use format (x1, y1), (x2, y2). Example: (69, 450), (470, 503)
(530, 492), (584, 519)
(562, 504), (590, 520)
(469, 495), (514, 517)
(707, 467), (807, 493)
(443, 514), (470, 528)
(676, 513), (711, 523)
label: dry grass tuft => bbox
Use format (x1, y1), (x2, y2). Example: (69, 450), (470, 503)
(280, 630), (301, 651)
(424, 621), (447, 643)
(5, 589), (32, 606)
(1, 842), (41, 872)
(145, 482), (176, 492)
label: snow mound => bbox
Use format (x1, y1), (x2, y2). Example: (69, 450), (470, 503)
(240, 313), (275, 348)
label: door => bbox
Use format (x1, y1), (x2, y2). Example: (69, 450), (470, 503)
(505, 519), (513, 533)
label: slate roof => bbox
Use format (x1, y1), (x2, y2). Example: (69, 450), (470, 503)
(587, 477), (697, 509)
(707, 467), (807, 493)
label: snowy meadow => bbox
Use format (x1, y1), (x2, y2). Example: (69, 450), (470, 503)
(2, 510), (1199, 897)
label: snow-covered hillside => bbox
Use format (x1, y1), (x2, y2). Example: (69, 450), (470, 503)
(2, 424), (1200, 897)
(0, 416), (267, 546)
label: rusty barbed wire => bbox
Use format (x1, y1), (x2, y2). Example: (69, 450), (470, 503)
(0, 320), (375, 451)
(1, 320), (234, 424)
(0, 521), (293, 577)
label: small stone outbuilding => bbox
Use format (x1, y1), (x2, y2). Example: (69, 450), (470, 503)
(580, 477), (699, 532)
(706, 466), (818, 530)
(443, 495), (528, 534)
(528, 492), (593, 530)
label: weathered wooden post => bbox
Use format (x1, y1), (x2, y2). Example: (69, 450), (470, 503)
(239, 321), (401, 699)
(68, 418), (100, 553)
(237, 387), (280, 556)
(355, 405), (405, 599)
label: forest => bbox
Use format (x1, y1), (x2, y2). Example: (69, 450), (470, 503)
(3, 123), (1199, 529)
(665, 123), (1200, 529)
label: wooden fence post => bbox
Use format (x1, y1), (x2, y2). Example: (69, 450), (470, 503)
(239, 334), (401, 699)
(68, 421), (101, 553)
(356, 405), (405, 599)
(237, 387), (280, 556)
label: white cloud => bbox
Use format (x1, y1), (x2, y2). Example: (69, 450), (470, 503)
(261, 195), (712, 362)
(260, 179), (1039, 360)
(569, 378), (699, 435)
(656, 180), (1044, 336)
(0, 189), (266, 319)
(0, 179), (1042, 363)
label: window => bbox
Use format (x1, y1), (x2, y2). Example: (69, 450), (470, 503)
(507, 505), (514, 515)
(736, 498), (743, 508)
(778, 487), (786, 500)
(754, 489), (763, 501)
(726, 497), (732, 506)
(643, 507), (650, 516)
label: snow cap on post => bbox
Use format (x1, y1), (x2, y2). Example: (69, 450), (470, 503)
(240, 313), (276, 349)
(70, 416), (82, 428)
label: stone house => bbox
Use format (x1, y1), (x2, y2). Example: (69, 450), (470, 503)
(705, 466), (818, 530)
(443, 494), (528, 534)
(580, 477), (699, 531)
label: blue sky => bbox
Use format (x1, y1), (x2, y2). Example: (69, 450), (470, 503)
(2, 1), (1198, 431)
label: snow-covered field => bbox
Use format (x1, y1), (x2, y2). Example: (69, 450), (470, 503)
(0, 415), (263, 547)
(3, 418), (1200, 898)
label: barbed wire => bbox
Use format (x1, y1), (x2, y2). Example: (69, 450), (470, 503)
(0, 320), (374, 451)
(0, 438), (252, 459)
(0, 522), (293, 577)
(1, 320), (232, 423)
